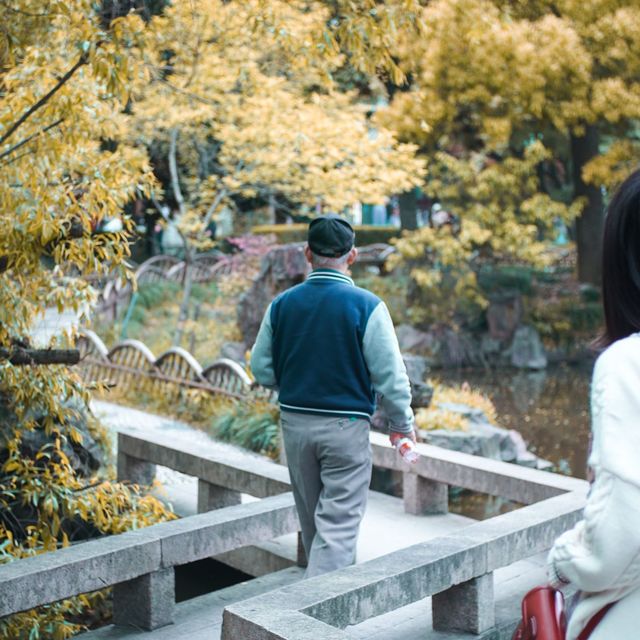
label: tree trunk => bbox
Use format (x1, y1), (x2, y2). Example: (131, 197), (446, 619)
(173, 245), (194, 346)
(571, 125), (604, 285)
(399, 189), (418, 231)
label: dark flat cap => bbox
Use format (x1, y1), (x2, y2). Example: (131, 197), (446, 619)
(307, 214), (355, 257)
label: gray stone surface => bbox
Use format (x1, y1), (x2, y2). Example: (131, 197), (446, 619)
(369, 432), (585, 505)
(0, 526), (161, 617)
(197, 480), (241, 512)
(0, 493), (298, 620)
(396, 324), (434, 354)
(403, 473), (448, 515)
(76, 560), (561, 640)
(113, 568), (175, 630)
(157, 493), (299, 567)
(237, 243), (309, 345)
(402, 354), (431, 385)
(487, 294), (522, 341)
(508, 326), (548, 370)
(78, 567), (305, 639)
(432, 573), (495, 634)
(224, 489), (586, 638)
(65, 401), (589, 640)
(117, 451), (157, 485)
(219, 341), (247, 364)
(118, 429), (290, 498)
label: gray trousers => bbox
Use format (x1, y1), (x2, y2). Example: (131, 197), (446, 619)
(280, 410), (372, 578)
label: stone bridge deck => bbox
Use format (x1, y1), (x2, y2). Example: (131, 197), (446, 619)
(77, 402), (549, 640)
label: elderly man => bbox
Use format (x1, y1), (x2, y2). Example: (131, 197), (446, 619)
(250, 214), (415, 577)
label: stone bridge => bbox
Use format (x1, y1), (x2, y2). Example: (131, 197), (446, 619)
(0, 402), (587, 639)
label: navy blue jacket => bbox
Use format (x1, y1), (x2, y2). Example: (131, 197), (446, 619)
(251, 269), (414, 432)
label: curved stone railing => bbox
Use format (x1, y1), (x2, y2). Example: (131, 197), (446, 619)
(77, 329), (261, 400)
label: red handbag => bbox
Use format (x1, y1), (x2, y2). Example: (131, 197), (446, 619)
(512, 586), (567, 640)
(512, 586), (614, 640)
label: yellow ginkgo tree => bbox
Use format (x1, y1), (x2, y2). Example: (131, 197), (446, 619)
(379, 0), (640, 286)
(1, 1), (426, 635)
(125, 0), (425, 346)
(0, 3), (178, 638)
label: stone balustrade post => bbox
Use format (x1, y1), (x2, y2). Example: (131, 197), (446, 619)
(117, 451), (156, 486)
(197, 479), (241, 512)
(113, 568), (175, 630)
(432, 572), (495, 634)
(403, 472), (448, 514)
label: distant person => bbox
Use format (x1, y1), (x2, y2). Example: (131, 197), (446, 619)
(547, 169), (640, 639)
(251, 214), (416, 577)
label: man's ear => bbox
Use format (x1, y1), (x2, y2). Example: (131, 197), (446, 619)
(304, 244), (313, 264)
(346, 247), (358, 265)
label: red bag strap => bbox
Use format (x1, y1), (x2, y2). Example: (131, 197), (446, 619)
(576, 603), (615, 640)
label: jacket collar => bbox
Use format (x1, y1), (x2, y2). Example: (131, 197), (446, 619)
(306, 268), (354, 286)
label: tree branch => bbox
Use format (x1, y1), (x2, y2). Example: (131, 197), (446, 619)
(0, 118), (64, 162)
(0, 54), (88, 146)
(202, 188), (228, 230)
(168, 127), (186, 216)
(0, 348), (80, 365)
(0, 219), (85, 274)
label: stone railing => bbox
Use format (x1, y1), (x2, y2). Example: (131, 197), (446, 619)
(0, 423), (587, 637)
(222, 490), (585, 639)
(221, 434), (588, 639)
(115, 426), (587, 637)
(0, 432), (300, 631)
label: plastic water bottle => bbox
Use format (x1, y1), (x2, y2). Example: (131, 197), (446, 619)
(395, 437), (419, 464)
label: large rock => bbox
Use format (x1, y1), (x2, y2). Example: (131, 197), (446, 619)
(486, 293), (522, 341)
(402, 354), (430, 385)
(508, 325), (548, 370)
(220, 341), (248, 364)
(237, 244), (309, 345)
(371, 356), (434, 431)
(418, 401), (552, 469)
(395, 324), (434, 354)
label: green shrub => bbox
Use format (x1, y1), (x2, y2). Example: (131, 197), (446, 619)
(251, 224), (401, 246)
(137, 281), (182, 309)
(477, 265), (533, 295)
(209, 400), (280, 458)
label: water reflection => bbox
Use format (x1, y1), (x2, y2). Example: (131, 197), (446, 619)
(436, 363), (594, 480)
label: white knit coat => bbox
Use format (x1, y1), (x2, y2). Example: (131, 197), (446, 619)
(547, 334), (640, 639)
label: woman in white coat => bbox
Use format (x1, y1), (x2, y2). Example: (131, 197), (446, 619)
(547, 168), (640, 639)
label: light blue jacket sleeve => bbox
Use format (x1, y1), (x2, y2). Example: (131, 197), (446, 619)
(250, 302), (278, 388)
(362, 302), (414, 434)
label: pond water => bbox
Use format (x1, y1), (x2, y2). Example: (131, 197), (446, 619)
(437, 363), (594, 480)
(427, 363), (594, 519)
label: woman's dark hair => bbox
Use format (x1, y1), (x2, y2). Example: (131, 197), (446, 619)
(597, 168), (640, 348)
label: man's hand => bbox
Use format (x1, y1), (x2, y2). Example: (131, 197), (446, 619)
(389, 429), (416, 446)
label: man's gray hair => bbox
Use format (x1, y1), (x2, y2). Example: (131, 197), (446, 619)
(310, 249), (352, 269)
